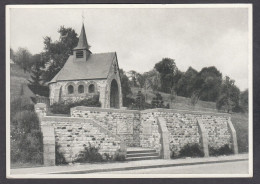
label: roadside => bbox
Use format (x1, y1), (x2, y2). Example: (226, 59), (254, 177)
(10, 153), (248, 175)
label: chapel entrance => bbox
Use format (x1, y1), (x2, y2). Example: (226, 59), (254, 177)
(110, 79), (119, 108)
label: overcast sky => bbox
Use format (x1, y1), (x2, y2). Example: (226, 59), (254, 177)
(9, 6), (250, 91)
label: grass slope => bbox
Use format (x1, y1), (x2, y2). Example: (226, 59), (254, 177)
(130, 87), (217, 112)
(10, 64), (32, 100)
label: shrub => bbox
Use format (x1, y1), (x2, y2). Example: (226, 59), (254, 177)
(51, 95), (101, 114)
(11, 128), (43, 164)
(151, 93), (164, 108)
(12, 110), (40, 133)
(209, 144), (233, 156)
(55, 144), (68, 165)
(75, 144), (104, 163)
(113, 151), (126, 161)
(178, 143), (204, 158)
(11, 97), (34, 118)
(10, 98), (43, 166)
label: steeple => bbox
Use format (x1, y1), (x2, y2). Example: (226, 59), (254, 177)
(74, 24), (91, 51)
(73, 23), (91, 61)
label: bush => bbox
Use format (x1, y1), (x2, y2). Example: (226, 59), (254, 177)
(10, 97), (43, 166)
(56, 144), (68, 165)
(11, 97), (34, 118)
(113, 151), (126, 161)
(75, 144), (104, 163)
(209, 144), (233, 156)
(178, 143), (204, 158)
(12, 110), (40, 133)
(11, 125), (43, 164)
(51, 94), (101, 114)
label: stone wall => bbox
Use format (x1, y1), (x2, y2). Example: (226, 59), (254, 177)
(70, 107), (235, 156)
(140, 109), (233, 155)
(71, 107), (141, 147)
(36, 104), (237, 164)
(49, 79), (107, 106)
(41, 116), (125, 163)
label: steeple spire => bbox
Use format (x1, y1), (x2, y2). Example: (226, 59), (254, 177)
(74, 23), (90, 50)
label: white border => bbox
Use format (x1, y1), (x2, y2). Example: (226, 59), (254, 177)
(6, 4), (253, 178)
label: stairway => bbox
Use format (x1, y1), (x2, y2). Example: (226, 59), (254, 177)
(126, 147), (161, 161)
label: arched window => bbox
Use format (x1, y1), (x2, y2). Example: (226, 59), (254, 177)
(88, 84), (95, 93)
(78, 85), (84, 94)
(68, 85), (74, 94)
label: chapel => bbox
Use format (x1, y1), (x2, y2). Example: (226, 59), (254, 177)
(48, 24), (122, 109)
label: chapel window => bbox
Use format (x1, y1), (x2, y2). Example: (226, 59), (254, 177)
(78, 85), (84, 94)
(68, 85), (74, 94)
(88, 84), (95, 93)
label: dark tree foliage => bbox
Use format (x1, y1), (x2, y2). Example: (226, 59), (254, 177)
(41, 26), (79, 82)
(28, 54), (49, 97)
(119, 69), (132, 102)
(192, 66), (222, 102)
(240, 89), (248, 113)
(135, 91), (145, 110)
(154, 58), (178, 93)
(216, 76), (240, 113)
(176, 67), (198, 97)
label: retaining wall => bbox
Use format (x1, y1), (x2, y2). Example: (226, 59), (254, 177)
(36, 104), (237, 165)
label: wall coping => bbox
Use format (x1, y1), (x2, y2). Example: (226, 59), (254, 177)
(71, 106), (140, 114)
(42, 116), (85, 122)
(70, 106), (230, 117)
(140, 108), (231, 117)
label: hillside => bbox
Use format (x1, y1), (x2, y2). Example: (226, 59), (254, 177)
(10, 63), (35, 101)
(130, 87), (217, 112)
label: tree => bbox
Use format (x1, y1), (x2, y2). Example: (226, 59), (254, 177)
(154, 58), (178, 93)
(240, 89), (248, 113)
(128, 70), (138, 87)
(119, 69), (132, 99)
(190, 91), (200, 108)
(216, 76), (240, 113)
(169, 88), (177, 108)
(143, 69), (161, 92)
(41, 26), (79, 82)
(176, 67), (198, 97)
(135, 91), (145, 110)
(13, 47), (32, 73)
(10, 48), (15, 61)
(27, 54), (49, 97)
(193, 66), (222, 102)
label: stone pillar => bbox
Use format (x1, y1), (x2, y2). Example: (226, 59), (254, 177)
(35, 103), (55, 166)
(227, 117), (239, 154)
(197, 119), (209, 157)
(157, 117), (170, 159)
(35, 103), (47, 120)
(41, 125), (56, 166)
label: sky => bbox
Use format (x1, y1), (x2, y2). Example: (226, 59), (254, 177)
(9, 6), (250, 91)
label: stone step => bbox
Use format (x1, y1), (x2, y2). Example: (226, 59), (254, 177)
(126, 155), (161, 161)
(127, 152), (159, 158)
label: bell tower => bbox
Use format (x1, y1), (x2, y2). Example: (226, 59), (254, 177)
(73, 23), (91, 61)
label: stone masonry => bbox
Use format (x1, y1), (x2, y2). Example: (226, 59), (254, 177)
(36, 104), (238, 165)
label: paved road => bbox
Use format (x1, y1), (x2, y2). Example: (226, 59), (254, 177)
(95, 160), (248, 174)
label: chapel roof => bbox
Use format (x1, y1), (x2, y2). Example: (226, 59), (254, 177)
(49, 52), (116, 84)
